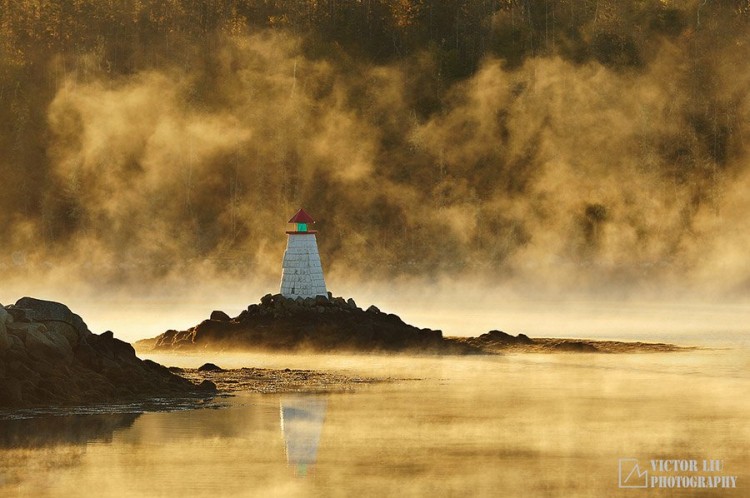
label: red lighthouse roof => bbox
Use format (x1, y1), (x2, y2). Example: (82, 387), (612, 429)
(288, 208), (315, 224)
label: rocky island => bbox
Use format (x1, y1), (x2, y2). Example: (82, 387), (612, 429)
(136, 293), (482, 354)
(136, 293), (687, 355)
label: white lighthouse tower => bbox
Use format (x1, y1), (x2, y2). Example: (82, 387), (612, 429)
(279, 208), (328, 299)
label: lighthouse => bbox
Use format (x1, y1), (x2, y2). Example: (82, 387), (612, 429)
(279, 208), (328, 299)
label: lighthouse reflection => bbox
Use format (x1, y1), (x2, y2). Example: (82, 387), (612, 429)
(279, 395), (327, 477)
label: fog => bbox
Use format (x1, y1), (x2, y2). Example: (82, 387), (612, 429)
(34, 294), (750, 348)
(2, 3), (750, 342)
(4, 277), (750, 345)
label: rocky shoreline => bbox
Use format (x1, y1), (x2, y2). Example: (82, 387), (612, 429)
(0, 298), (215, 410)
(174, 364), (384, 394)
(455, 329), (690, 353)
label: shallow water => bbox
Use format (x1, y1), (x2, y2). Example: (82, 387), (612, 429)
(1, 350), (748, 497)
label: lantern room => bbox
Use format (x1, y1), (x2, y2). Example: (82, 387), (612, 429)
(287, 208), (317, 234)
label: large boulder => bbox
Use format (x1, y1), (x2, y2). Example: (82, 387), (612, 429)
(197, 363), (223, 372)
(0, 297), (216, 410)
(14, 297), (91, 338)
(210, 310), (231, 322)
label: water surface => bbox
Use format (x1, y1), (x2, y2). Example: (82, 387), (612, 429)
(1, 350), (748, 497)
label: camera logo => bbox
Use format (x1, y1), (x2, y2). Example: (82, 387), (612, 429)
(619, 458), (649, 488)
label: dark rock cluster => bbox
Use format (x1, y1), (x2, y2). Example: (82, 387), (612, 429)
(471, 330), (534, 346)
(460, 330), (602, 353)
(141, 293), (481, 354)
(0, 297), (215, 409)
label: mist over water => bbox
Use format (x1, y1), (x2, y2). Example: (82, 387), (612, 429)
(1, 351), (748, 497)
(74, 295), (750, 347)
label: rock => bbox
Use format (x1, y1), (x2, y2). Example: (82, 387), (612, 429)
(315, 295), (329, 306)
(260, 294), (273, 306)
(0, 305), (10, 352)
(516, 333), (533, 344)
(168, 366), (184, 373)
(482, 330), (517, 343)
(210, 310), (231, 322)
(8, 334), (25, 355)
(366, 305), (380, 314)
(346, 298), (357, 309)
(198, 380), (217, 391)
(111, 337), (136, 361)
(7, 322), (35, 341)
(45, 329), (76, 359)
(197, 363), (223, 372)
(44, 321), (80, 349)
(74, 339), (99, 366)
(0, 297), (215, 409)
(142, 359), (169, 374)
(0, 331), (8, 353)
(5, 306), (35, 322)
(0, 378), (24, 405)
(14, 297), (91, 337)
(316, 306), (325, 313)
(473, 330), (539, 348)
(25, 323), (74, 363)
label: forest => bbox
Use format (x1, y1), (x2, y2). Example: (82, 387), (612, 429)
(1, 1), (749, 294)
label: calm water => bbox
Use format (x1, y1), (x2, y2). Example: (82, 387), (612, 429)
(1, 349), (748, 497)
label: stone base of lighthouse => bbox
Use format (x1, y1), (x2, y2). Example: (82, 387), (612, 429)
(280, 233), (327, 299)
